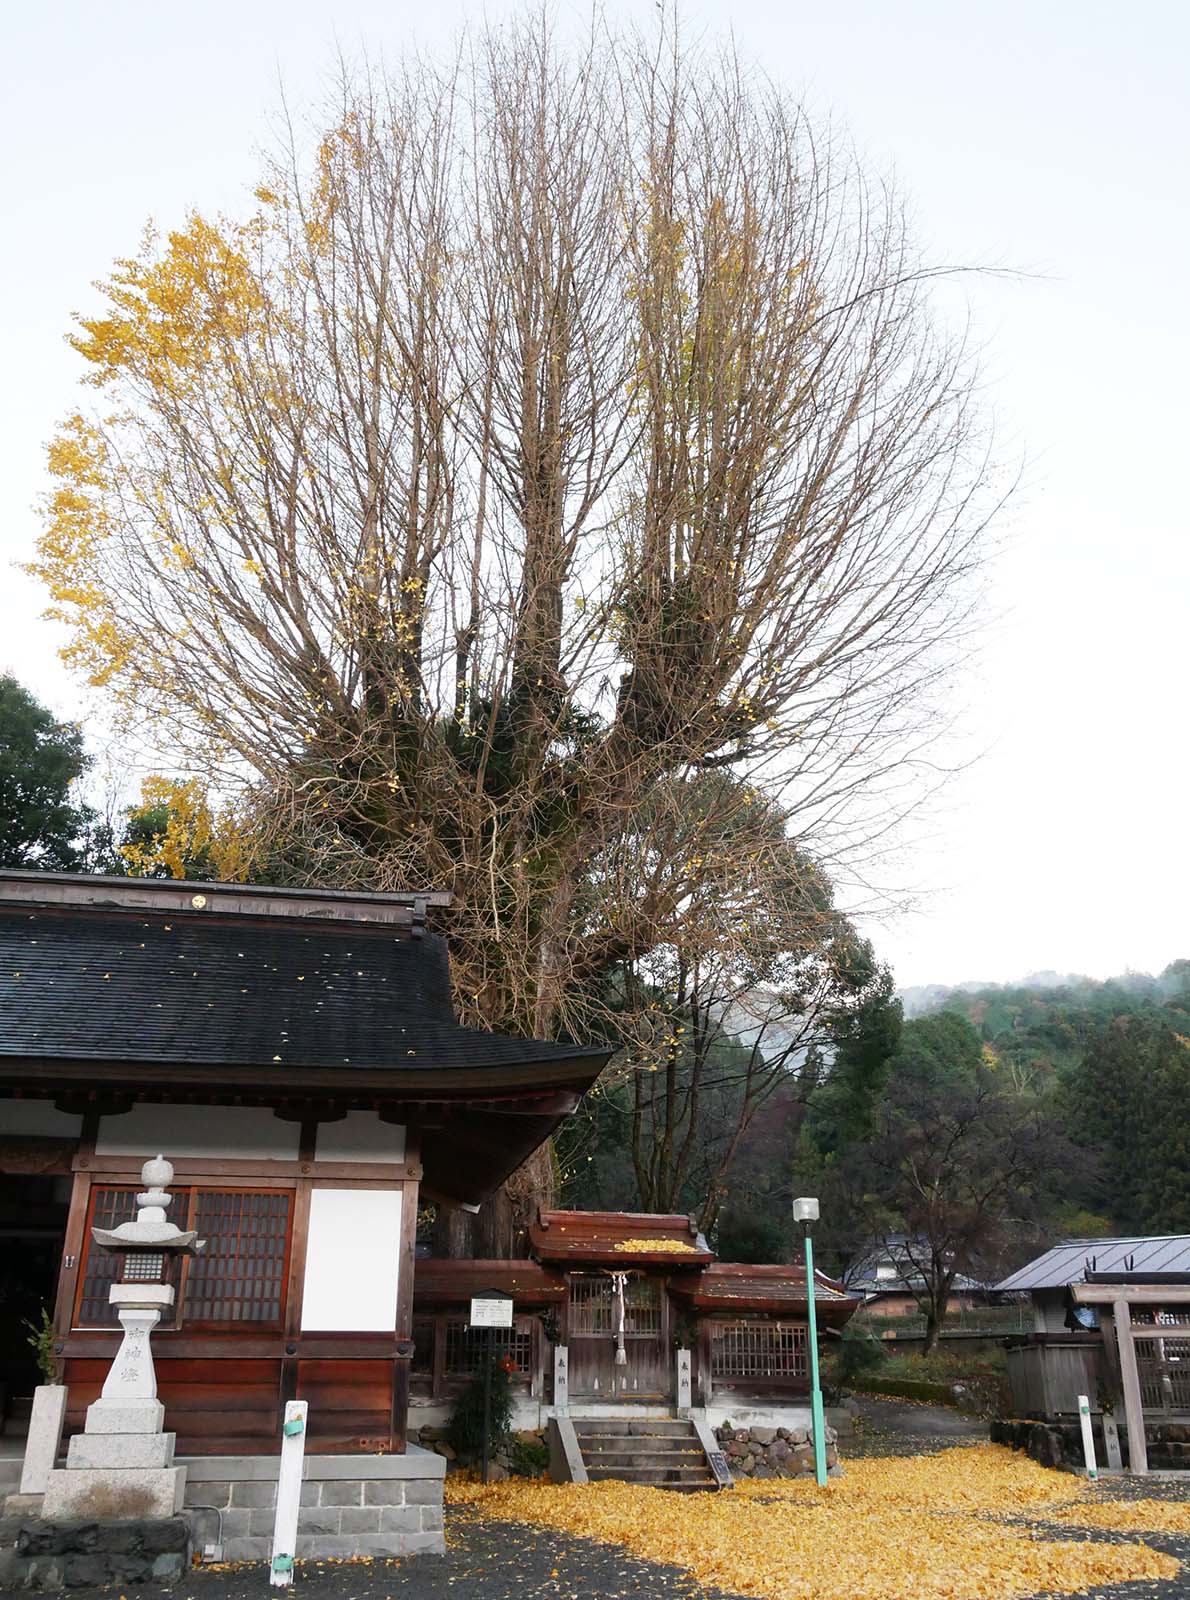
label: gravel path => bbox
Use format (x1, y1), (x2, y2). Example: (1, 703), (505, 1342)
(27, 1508), (752, 1600)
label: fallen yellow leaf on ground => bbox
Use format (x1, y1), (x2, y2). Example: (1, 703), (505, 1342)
(446, 1445), (1180, 1600)
(1053, 1498), (1190, 1535)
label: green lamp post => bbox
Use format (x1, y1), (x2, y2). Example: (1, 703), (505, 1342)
(793, 1196), (828, 1486)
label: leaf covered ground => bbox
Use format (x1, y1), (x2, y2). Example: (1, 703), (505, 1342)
(447, 1444), (1187, 1600)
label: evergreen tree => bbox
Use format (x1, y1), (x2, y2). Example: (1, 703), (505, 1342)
(1066, 1018), (1190, 1233)
(0, 676), (99, 870)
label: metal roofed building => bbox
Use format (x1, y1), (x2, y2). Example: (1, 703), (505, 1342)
(994, 1236), (1190, 1475)
(995, 1236), (1190, 1332)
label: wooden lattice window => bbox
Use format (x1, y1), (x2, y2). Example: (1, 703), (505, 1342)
(1135, 1332), (1190, 1413)
(568, 1274), (661, 1337)
(74, 1185), (292, 1331)
(1134, 1307), (1190, 1328)
(443, 1318), (533, 1378)
(76, 1188), (140, 1328)
(184, 1191), (292, 1328)
(624, 1277), (661, 1336)
(569, 1275), (613, 1335)
(711, 1320), (808, 1381)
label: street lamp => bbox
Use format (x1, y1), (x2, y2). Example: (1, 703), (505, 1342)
(793, 1196), (828, 1486)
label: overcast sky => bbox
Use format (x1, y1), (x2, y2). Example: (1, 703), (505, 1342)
(2, 0), (1186, 988)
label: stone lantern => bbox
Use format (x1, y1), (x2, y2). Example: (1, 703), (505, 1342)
(43, 1156), (203, 1520)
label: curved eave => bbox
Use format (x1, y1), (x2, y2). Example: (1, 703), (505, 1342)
(673, 1291), (860, 1322)
(0, 1051), (611, 1100)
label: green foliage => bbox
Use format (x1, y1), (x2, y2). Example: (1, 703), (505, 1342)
(509, 1436), (550, 1478)
(446, 1352), (514, 1461)
(714, 1205), (788, 1264)
(1063, 1017), (1190, 1232)
(835, 1327), (888, 1388)
(0, 676), (102, 871)
(804, 964), (902, 1156)
(892, 1011), (984, 1089)
(23, 1307), (58, 1386)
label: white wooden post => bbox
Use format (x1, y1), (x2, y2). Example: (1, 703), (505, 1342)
(269, 1400), (308, 1586)
(1077, 1394), (1098, 1481)
(553, 1345), (569, 1413)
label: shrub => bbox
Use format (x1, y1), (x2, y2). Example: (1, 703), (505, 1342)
(447, 1351), (514, 1461)
(836, 1328), (888, 1389)
(510, 1436), (550, 1478)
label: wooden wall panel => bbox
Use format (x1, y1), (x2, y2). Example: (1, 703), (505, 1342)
(63, 1356), (283, 1454)
(298, 1359), (393, 1451)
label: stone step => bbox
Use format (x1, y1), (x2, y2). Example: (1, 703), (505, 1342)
(587, 1465), (717, 1487)
(574, 1419), (693, 1438)
(580, 1449), (706, 1470)
(578, 1434), (703, 1451)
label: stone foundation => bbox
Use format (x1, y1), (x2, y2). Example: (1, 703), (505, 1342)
(408, 1424), (549, 1482)
(0, 1515), (189, 1590)
(990, 1416), (1190, 1474)
(181, 1448), (446, 1563)
(714, 1423), (840, 1478)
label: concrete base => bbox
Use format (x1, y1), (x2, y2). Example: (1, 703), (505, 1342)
(42, 1466), (186, 1521)
(2, 1493), (45, 1518)
(181, 1448), (446, 1563)
(67, 1433), (177, 1471)
(84, 1399), (165, 1435)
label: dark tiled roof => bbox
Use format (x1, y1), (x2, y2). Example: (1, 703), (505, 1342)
(0, 907), (599, 1075)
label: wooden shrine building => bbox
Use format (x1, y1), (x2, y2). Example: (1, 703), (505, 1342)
(0, 869), (611, 1460)
(408, 1209), (860, 1433)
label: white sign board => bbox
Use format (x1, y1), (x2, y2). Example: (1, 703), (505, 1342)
(470, 1296), (514, 1328)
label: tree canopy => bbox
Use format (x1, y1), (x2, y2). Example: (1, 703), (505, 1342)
(0, 676), (101, 870)
(31, 18), (994, 1250)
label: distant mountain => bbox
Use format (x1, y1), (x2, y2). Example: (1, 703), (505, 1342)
(899, 972), (1093, 1018)
(898, 962), (1190, 1084)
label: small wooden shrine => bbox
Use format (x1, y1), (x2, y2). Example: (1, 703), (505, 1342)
(410, 1209), (859, 1426)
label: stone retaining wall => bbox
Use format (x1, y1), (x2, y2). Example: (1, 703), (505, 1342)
(0, 1515), (188, 1590)
(990, 1416), (1190, 1474)
(181, 1448), (445, 1563)
(714, 1423), (840, 1478)
(409, 1425), (549, 1483)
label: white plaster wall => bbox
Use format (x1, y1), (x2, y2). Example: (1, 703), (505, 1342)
(315, 1112), (406, 1164)
(301, 1187), (402, 1331)
(0, 1098), (84, 1138)
(95, 1103), (299, 1160)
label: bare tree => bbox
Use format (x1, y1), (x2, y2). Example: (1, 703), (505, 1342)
(34, 17), (996, 1252)
(833, 1071), (1064, 1350)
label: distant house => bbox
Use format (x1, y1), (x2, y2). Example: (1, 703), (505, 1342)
(845, 1235), (997, 1319)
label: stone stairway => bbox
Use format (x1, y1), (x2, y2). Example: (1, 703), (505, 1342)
(573, 1417), (719, 1492)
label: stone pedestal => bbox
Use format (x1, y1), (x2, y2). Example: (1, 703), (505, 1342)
(42, 1276), (187, 1520)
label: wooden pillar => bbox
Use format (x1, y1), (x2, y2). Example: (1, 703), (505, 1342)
(1097, 1307), (1124, 1470)
(1113, 1298), (1148, 1475)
